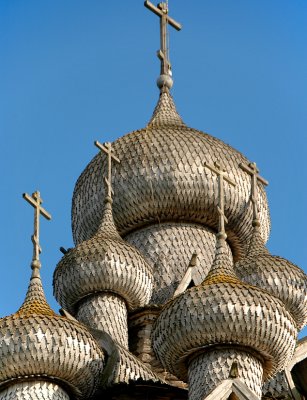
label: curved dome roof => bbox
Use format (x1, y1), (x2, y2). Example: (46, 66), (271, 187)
(54, 199), (153, 313)
(234, 224), (307, 330)
(0, 264), (104, 399)
(72, 90), (270, 258)
(152, 236), (297, 381)
(125, 222), (233, 304)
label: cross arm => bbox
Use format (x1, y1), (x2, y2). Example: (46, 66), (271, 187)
(22, 193), (52, 220)
(94, 140), (120, 164)
(239, 162), (269, 186)
(204, 162), (236, 187)
(144, 1), (182, 31)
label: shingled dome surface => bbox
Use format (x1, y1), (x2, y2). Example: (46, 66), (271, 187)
(54, 199), (153, 313)
(153, 239), (297, 382)
(0, 264), (104, 399)
(72, 91), (270, 260)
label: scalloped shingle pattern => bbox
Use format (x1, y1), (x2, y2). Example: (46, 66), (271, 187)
(188, 349), (263, 400)
(54, 203), (153, 313)
(0, 314), (104, 399)
(0, 381), (69, 400)
(125, 222), (232, 304)
(152, 237), (298, 391)
(71, 92), (270, 259)
(148, 89), (186, 127)
(77, 293), (128, 348)
(16, 274), (56, 317)
(153, 280), (296, 381)
(262, 371), (290, 399)
(235, 226), (307, 330)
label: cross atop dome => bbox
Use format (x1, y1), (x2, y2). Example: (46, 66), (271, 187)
(23, 191), (51, 269)
(239, 161), (268, 227)
(144, 1), (182, 91)
(204, 161), (236, 239)
(94, 140), (120, 202)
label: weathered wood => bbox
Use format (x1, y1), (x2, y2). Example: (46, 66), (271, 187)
(204, 161), (236, 236)
(94, 140), (120, 199)
(22, 191), (51, 263)
(144, 1), (181, 77)
(239, 161), (268, 225)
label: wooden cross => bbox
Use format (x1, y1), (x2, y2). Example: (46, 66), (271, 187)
(239, 162), (268, 223)
(94, 140), (120, 199)
(144, 1), (182, 77)
(204, 161), (236, 236)
(23, 191), (51, 263)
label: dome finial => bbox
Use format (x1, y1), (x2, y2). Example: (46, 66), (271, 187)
(22, 191), (52, 272)
(204, 161), (236, 240)
(239, 161), (269, 227)
(18, 190), (54, 316)
(144, 1), (182, 91)
(94, 140), (120, 203)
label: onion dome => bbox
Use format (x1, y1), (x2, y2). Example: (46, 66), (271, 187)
(152, 232), (297, 384)
(234, 223), (307, 330)
(71, 89), (270, 260)
(0, 191), (104, 399)
(53, 195), (153, 315)
(0, 260), (104, 399)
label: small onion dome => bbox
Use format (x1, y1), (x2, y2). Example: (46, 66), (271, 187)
(234, 224), (307, 330)
(53, 198), (153, 314)
(0, 261), (104, 399)
(71, 90), (270, 259)
(152, 236), (297, 382)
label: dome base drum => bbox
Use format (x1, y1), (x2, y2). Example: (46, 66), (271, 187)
(77, 293), (129, 348)
(188, 348), (263, 400)
(0, 381), (69, 400)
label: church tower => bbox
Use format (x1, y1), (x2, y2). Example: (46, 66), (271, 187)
(0, 2), (306, 400)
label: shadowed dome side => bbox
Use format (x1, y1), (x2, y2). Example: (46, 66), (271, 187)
(235, 224), (307, 330)
(72, 90), (270, 261)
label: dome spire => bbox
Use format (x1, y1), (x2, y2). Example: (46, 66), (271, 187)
(203, 161), (238, 283)
(18, 190), (54, 316)
(144, 1), (182, 91)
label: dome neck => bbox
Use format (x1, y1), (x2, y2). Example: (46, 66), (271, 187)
(96, 198), (122, 239)
(203, 236), (240, 285)
(147, 89), (185, 128)
(16, 261), (56, 317)
(247, 224), (270, 258)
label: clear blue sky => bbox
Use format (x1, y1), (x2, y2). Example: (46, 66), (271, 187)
(0, 1), (306, 339)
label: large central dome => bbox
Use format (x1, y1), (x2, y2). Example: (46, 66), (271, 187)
(72, 90), (270, 261)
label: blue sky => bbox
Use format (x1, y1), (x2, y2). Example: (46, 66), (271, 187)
(0, 0), (306, 339)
